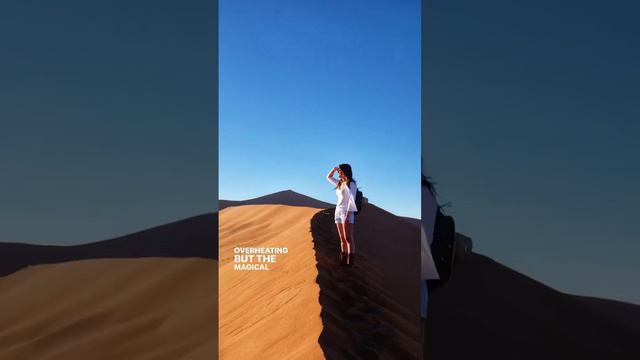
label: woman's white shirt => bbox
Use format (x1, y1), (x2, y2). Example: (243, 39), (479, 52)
(421, 186), (439, 280)
(327, 176), (358, 213)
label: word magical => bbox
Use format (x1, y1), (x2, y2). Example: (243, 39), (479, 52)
(233, 247), (288, 271)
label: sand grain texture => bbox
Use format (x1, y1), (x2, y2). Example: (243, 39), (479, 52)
(219, 203), (422, 360)
(219, 205), (325, 359)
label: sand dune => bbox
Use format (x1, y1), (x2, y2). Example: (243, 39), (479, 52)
(425, 252), (640, 359)
(219, 205), (324, 359)
(7, 189), (635, 359)
(218, 190), (333, 211)
(219, 202), (421, 359)
(0, 213), (217, 277)
(310, 206), (421, 359)
(0, 213), (218, 359)
(0, 258), (217, 360)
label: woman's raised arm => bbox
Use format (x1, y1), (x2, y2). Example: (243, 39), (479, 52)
(326, 166), (339, 186)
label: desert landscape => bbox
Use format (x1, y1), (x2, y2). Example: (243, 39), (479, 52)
(0, 215), (217, 360)
(220, 190), (640, 359)
(219, 190), (422, 359)
(2, 190), (638, 359)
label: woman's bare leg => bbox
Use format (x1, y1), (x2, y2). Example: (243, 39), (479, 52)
(336, 223), (350, 254)
(345, 221), (355, 254)
(336, 224), (345, 253)
(339, 223), (350, 254)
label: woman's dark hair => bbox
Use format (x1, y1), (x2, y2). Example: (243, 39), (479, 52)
(337, 163), (356, 188)
(422, 172), (436, 196)
(422, 172), (449, 210)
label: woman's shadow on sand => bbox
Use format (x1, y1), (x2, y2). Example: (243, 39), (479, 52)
(310, 208), (398, 360)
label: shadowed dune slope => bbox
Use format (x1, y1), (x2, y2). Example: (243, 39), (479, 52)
(219, 190), (333, 211)
(425, 253), (640, 360)
(0, 213), (217, 277)
(0, 258), (217, 360)
(575, 296), (640, 335)
(311, 207), (421, 359)
(219, 203), (421, 360)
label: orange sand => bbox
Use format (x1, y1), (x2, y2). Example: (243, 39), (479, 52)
(219, 204), (422, 359)
(0, 258), (217, 360)
(219, 204), (325, 359)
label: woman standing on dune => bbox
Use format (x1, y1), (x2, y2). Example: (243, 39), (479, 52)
(326, 164), (358, 266)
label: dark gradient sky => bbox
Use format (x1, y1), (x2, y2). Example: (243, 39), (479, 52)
(0, 1), (217, 245)
(424, 1), (640, 304)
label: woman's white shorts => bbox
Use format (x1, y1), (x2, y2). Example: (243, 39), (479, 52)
(335, 210), (355, 224)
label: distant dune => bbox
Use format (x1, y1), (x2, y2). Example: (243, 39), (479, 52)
(0, 258), (216, 360)
(218, 189), (333, 211)
(401, 216), (421, 227)
(219, 197), (422, 359)
(425, 252), (640, 359)
(0, 213), (217, 277)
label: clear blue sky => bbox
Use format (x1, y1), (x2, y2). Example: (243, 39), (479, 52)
(0, 1), (216, 245)
(424, 1), (640, 304)
(219, 0), (421, 218)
